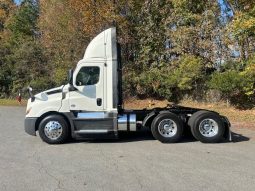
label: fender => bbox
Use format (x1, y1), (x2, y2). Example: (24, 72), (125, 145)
(142, 110), (174, 127)
(62, 112), (76, 138)
(142, 111), (157, 127)
(26, 96), (62, 118)
(159, 110), (172, 114)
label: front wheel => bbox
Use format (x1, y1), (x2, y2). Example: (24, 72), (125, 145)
(151, 113), (184, 143)
(38, 115), (70, 144)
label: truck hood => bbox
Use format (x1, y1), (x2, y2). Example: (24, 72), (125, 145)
(26, 85), (64, 117)
(44, 86), (64, 96)
(35, 85), (64, 101)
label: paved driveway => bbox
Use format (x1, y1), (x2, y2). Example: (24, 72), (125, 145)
(0, 106), (255, 191)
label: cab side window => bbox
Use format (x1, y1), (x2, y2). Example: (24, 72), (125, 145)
(76, 67), (100, 86)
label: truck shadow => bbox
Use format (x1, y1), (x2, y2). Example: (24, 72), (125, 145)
(118, 130), (250, 143)
(230, 132), (250, 143)
(68, 130), (250, 144)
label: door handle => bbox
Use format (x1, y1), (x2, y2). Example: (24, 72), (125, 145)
(97, 98), (102, 106)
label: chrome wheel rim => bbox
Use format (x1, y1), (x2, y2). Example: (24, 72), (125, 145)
(199, 119), (218, 137)
(158, 119), (177, 137)
(44, 121), (63, 140)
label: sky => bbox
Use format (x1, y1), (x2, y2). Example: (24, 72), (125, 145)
(14, 0), (22, 5)
(218, 0), (234, 23)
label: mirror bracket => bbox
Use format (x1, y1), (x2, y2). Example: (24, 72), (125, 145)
(68, 69), (74, 85)
(68, 85), (77, 91)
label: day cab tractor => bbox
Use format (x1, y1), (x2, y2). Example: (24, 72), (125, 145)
(24, 28), (231, 144)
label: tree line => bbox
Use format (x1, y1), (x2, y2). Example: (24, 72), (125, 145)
(0, 0), (254, 108)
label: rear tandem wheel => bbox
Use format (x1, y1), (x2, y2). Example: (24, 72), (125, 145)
(188, 110), (225, 143)
(151, 112), (184, 143)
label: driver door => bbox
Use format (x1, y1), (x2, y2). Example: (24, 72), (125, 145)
(69, 63), (104, 111)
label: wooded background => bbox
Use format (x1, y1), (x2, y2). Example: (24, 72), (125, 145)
(0, 0), (254, 108)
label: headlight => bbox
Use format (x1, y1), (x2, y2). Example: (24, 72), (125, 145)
(26, 107), (32, 115)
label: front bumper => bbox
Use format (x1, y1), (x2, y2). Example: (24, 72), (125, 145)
(24, 117), (38, 136)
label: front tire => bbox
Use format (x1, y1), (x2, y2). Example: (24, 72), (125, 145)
(188, 111), (225, 143)
(38, 115), (70, 144)
(151, 113), (183, 143)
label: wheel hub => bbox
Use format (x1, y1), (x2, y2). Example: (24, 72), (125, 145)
(163, 124), (171, 131)
(199, 119), (219, 137)
(44, 121), (63, 140)
(158, 119), (177, 137)
(203, 124), (211, 131)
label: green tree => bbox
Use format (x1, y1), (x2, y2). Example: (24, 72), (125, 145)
(4, 0), (49, 95)
(0, 0), (14, 31)
(166, 0), (221, 66)
(209, 70), (244, 99)
(208, 67), (254, 108)
(39, 0), (130, 85)
(123, 0), (169, 97)
(135, 0), (168, 69)
(0, 0), (15, 97)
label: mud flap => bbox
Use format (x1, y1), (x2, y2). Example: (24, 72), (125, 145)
(222, 116), (232, 141)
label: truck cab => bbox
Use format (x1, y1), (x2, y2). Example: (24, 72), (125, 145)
(25, 28), (231, 144)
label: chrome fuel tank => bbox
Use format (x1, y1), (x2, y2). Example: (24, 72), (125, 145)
(118, 114), (136, 131)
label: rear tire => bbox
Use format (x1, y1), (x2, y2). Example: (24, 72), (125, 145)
(151, 113), (183, 143)
(188, 111), (225, 143)
(38, 115), (70, 144)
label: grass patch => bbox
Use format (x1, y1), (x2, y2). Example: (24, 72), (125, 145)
(0, 99), (27, 106)
(180, 100), (255, 124)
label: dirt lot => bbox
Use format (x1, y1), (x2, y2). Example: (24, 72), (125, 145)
(0, 106), (255, 191)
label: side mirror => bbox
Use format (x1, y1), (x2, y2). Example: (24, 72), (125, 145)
(68, 69), (73, 85)
(27, 86), (35, 102)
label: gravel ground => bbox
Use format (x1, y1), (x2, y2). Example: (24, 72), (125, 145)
(0, 106), (255, 191)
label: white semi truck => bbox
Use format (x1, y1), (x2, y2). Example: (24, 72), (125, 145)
(24, 27), (231, 144)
